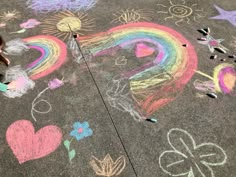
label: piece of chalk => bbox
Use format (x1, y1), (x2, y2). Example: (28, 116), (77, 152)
(182, 44), (188, 47)
(221, 58), (226, 61)
(206, 27), (210, 33)
(228, 55), (236, 58)
(210, 55), (217, 59)
(73, 34), (79, 38)
(206, 92), (217, 99)
(199, 29), (208, 34)
(198, 37), (207, 41)
(0, 82), (7, 92)
(146, 118), (157, 123)
(216, 47), (227, 54)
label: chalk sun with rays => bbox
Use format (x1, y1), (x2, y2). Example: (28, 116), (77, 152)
(157, 0), (205, 26)
(0, 10), (21, 22)
(41, 11), (95, 41)
(111, 8), (154, 24)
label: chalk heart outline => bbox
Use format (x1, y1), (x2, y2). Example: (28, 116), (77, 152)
(135, 43), (155, 58)
(6, 120), (62, 164)
(159, 128), (227, 177)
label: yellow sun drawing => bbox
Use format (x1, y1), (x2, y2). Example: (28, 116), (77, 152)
(0, 10), (21, 22)
(41, 11), (95, 41)
(111, 8), (154, 24)
(157, 0), (205, 26)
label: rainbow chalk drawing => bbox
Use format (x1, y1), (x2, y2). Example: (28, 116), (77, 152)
(24, 35), (67, 80)
(6, 120), (62, 164)
(79, 22), (198, 119)
(2, 35), (67, 98)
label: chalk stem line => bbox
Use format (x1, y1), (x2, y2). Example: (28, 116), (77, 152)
(31, 87), (51, 122)
(195, 70), (214, 80)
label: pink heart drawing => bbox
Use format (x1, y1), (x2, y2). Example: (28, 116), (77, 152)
(135, 43), (155, 58)
(6, 120), (62, 164)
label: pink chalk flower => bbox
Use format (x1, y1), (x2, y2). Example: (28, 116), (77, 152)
(48, 78), (64, 90)
(20, 19), (41, 29)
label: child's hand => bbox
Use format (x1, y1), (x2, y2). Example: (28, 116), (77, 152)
(7, 81), (17, 90)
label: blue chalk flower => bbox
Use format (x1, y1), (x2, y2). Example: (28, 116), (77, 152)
(70, 121), (93, 141)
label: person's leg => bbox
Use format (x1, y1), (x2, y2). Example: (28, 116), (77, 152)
(0, 54), (10, 66)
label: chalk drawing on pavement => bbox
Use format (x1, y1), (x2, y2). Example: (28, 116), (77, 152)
(159, 128), (227, 177)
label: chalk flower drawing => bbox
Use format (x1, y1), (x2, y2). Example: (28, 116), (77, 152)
(195, 63), (236, 95)
(157, 0), (205, 26)
(10, 19), (41, 34)
(111, 8), (154, 24)
(90, 154), (126, 177)
(0, 10), (21, 22)
(197, 35), (227, 53)
(64, 121), (93, 163)
(20, 19), (41, 29)
(70, 121), (93, 141)
(159, 128), (227, 177)
(31, 78), (64, 122)
(41, 11), (95, 41)
(26, 0), (97, 13)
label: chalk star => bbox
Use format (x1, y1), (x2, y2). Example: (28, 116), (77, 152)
(198, 35), (226, 53)
(210, 5), (236, 27)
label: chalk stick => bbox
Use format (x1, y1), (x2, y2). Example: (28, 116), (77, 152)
(210, 55), (217, 59)
(228, 55), (236, 58)
(216, 47), (227, 54)
(146, 118), (157, 123)
(206, 92), (217, 99)
(73, 34), (79, 38)
(0, 82), (7, 92)
(198, 37), (207, 41)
